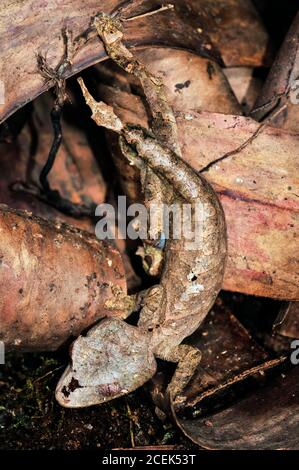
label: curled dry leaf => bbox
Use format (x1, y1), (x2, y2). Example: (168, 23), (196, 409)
(180, 112), (299, 301)
(0, 205), (128, 351)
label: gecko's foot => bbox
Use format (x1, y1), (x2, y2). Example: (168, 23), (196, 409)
(56, 318), (157, 408)
(171, 393), (188, 412)
(37, 26), (73, 107)
(37, 27), (73, 80)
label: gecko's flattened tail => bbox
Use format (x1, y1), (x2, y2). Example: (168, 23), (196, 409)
(56, 318), (156, 408)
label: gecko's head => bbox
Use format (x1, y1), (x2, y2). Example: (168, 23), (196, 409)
(93, 12), (123, 45)
(55, 318), (156, 408)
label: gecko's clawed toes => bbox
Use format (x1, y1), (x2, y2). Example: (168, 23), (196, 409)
(55, 318), (157, 408)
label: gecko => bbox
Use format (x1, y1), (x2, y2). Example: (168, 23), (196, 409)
(55, 78), (227, 408)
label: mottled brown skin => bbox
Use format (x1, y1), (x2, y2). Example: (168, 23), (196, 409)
(127, 128), (227, 342)
(56, 81), (227, 407)
(0, 205), (127, 351)
(93, 13), (182, 156)
(122, 127), (227, 401)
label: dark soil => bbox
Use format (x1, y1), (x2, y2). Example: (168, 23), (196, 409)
(0, 351), (196, 450)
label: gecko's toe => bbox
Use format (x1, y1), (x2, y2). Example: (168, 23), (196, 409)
(55, 318), (157, 408)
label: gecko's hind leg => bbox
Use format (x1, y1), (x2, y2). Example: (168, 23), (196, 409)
(158, 344), (202, 409)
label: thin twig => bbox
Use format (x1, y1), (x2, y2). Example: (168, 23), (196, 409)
(33, 366), (64, 384)
(123, 4), (174, 22)
(126, 403), (136, 448)
(39, 105), (63, 192)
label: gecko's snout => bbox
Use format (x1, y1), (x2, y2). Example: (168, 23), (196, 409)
(55, 318), (157, 408)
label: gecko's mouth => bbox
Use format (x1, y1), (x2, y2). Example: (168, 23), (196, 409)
(55, 318), (157, 408)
